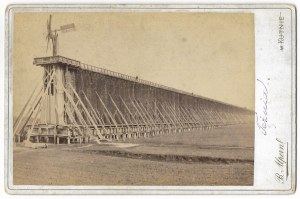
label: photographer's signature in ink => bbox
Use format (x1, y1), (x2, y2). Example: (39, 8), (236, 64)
(275, 138), (288, 184)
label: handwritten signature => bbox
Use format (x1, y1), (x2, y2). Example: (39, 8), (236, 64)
(275, 138), (288, 184)
(255, 78), (276, 135)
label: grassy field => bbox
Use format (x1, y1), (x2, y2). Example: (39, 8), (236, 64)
(13, 123), (254, 186)
(124, 124), (254, 148)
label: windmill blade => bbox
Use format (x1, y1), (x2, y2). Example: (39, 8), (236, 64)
(46, 37), (50, 52)
(46, 19), (49, 39)
(49, 15), (52, 31)
(47, 15), (52, 36)
(45, 15), (52, 53)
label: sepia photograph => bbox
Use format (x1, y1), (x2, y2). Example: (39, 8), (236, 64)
(11, 11), (256, 186)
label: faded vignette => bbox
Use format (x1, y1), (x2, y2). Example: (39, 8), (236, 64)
(5, 4), (296, 194)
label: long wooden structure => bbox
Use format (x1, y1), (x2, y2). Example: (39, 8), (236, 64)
(14, 55), (254, 144)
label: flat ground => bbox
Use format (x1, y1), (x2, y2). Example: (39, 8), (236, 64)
(13, 124), (254, 186)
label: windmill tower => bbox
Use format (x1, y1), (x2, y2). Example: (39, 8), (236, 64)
(43, 15), (76, 125)
(13, 15), (77, 144)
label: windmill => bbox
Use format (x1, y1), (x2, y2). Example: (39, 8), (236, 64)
(46, 15), (76, 56)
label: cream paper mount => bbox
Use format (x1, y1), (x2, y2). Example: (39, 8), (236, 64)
(4, 4), (296, 194)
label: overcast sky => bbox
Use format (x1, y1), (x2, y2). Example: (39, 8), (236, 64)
(13, 12), (254, 117)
